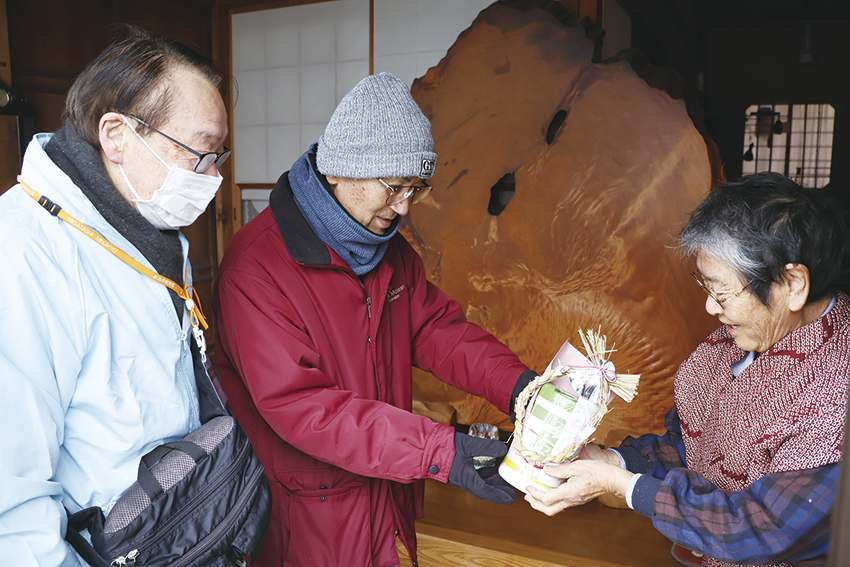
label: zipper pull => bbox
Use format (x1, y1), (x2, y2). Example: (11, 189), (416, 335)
(111, 549), (139, 567)
(365, 296), (373, 344)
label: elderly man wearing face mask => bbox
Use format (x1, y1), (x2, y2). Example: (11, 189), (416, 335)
(0, 26), (229, 566)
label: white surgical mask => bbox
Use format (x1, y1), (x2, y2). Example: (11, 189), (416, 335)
(119, 115), (222, 230)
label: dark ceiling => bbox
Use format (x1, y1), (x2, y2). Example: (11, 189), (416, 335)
(614, 0), (850, 85)
(696, 0), (850, 26)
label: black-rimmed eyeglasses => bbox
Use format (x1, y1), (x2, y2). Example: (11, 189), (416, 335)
(378, 178), (432, 206)
(691, 269), (753, 307)
(128, 115), (231, 173)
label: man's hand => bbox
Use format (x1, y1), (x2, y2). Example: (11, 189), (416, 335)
(447, 432), (516, 505)
(524, 445), (633, 516)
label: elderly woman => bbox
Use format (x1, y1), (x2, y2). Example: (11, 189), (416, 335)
(525, 172), (848, 567)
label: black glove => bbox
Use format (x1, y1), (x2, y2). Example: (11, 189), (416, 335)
(447, 432), (516, 505)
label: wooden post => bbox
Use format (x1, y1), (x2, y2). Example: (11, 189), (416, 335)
(0, 0), (10, 86)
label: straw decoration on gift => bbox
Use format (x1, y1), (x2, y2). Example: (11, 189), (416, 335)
(578, 328), (640, 403)
(511, 328), (640, 468)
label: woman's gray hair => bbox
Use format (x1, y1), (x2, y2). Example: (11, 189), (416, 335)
(679, 172), (845, 306)
(679, 231), (761, 281)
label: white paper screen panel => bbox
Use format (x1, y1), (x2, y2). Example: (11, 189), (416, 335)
(232, 0), (495, 185)
(232, 0), (370, 184)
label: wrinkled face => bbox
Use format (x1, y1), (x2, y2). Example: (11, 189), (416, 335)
(327, 176), (423, 235)
(696, 252), (797, 353)
(120, 66), (228, 201)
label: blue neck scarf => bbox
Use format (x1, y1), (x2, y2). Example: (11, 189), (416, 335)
(289, 145), (398, 275)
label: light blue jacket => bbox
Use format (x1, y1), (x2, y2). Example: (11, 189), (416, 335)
(0, 134), (201, 566)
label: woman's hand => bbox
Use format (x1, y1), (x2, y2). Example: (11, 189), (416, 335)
(524, 445), (634, 516)
(575, 442), (619, 464)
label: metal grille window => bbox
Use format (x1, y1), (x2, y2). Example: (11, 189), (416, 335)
(742, 103), (834, 188)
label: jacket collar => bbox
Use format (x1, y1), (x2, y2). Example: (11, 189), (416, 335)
(21, 133), (190, 266)
(270, 171), (332, 267)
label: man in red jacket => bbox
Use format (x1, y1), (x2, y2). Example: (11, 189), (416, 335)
(213, 72), (536, 567)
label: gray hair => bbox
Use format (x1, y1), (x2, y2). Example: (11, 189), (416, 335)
(678, 172), (845, 306)
(64, 25), (223, 145)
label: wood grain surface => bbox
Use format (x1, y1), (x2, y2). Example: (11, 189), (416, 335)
(405, 2), (720, 440)
(409, 480), (681, 567)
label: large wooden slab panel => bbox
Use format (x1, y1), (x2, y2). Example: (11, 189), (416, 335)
(405, 3), (718, 439)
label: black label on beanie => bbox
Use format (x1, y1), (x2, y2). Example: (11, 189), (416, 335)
(420, 159), (435, 178)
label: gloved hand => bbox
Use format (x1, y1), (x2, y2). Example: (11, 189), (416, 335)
(447, 432), (516, 505)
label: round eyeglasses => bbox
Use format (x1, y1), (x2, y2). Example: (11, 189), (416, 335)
(691, 269), (753, 307)
(128, 115), (231, 173)
(378, 178), (432, 206)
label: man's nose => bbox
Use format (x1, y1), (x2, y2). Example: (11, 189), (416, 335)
(389, 197), (410, 216)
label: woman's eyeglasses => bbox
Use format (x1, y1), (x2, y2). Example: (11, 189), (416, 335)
(691, 269), (753, 307)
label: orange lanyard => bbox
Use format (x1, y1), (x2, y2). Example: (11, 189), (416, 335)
(19, 179), (210, 339)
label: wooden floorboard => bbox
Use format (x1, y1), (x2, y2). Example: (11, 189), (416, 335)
(411, 480), (681, 567)
(401, 531), (589, 567)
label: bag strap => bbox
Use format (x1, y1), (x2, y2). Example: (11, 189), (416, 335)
(64, 507), (111, 567)
(20, 180), (229, 419)
(189, 324), (229, 423)
(137, 440), (209, 501)
(20, 179), (209, 331)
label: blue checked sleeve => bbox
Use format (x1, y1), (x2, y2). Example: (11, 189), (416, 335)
(612, 406), (837, 564)
(615, 406), (687, 477)
(649, 463), (837, 565)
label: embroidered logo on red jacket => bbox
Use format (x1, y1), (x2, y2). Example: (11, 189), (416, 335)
(387, 284), (406, 303)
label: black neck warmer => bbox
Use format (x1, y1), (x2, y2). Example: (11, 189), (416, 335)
(44, 123), (184, 318)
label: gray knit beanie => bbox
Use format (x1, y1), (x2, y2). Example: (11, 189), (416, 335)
(316, 72), (437, 179)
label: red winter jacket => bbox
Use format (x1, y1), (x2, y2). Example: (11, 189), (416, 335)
(213, 174), (530, 567)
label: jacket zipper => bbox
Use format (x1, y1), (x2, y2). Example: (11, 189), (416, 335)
(358, 277), (387, 399)
(168, 464), (266, 567)
(110, 437), (251, 565)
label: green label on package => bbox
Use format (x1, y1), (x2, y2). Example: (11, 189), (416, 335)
(523, 383), (598, 455)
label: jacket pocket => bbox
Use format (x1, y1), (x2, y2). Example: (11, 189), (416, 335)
(277, 478), (373, 566)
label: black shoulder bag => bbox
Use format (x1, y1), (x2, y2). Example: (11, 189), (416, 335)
(64, 337), (272, 567)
